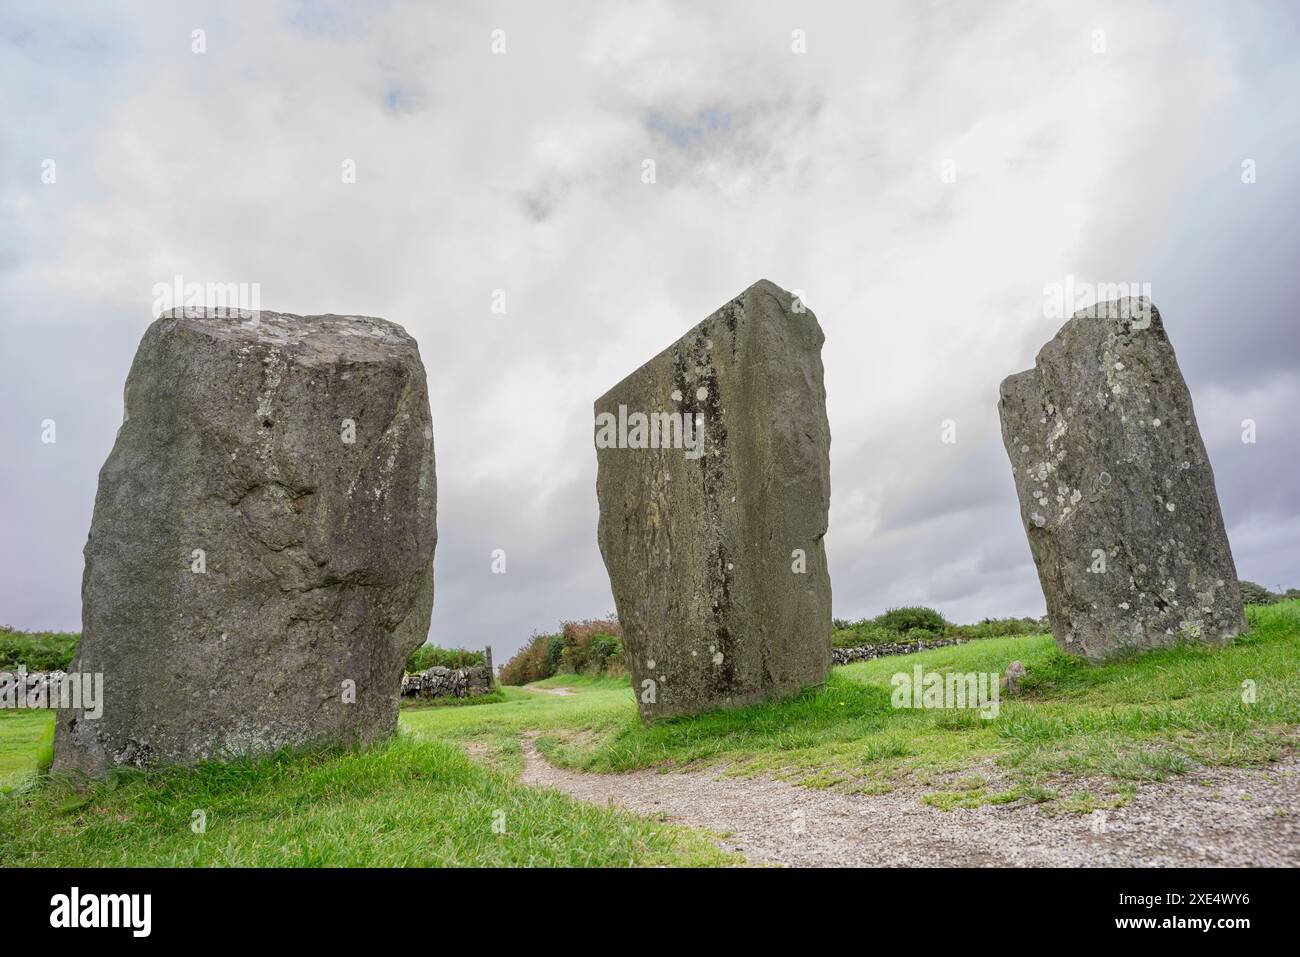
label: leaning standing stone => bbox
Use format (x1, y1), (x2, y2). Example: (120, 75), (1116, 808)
(54, 308), (437, 777)
(998, 298), (1244, 662)
(595, 279), (832, 721)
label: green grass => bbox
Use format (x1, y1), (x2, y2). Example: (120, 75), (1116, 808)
(0, 731), (734, 867)
(1, 601), (1295, 863)
(401, 674), (638, 776)
(406, 601), (1300, 806)
(0, 712), (53, 790)
(400, 688), (509, 710)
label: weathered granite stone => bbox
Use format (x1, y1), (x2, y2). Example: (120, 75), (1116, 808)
(54, 308), (437, 777)
(595, 279), (832, 721)
(998, 298), (1244, 662)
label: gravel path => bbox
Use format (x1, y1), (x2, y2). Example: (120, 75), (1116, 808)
(518, 740), (1299, 867)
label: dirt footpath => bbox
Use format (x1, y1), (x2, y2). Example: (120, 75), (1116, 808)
(517, 739), (1300, 867)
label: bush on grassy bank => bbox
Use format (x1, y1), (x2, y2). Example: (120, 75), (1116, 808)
(1239, 580), (1300, 606)
(499, 618), (623, 685)
(497, 633), (554, 686)
(831, 607), (1045, 648)
(873, 606), (950, 633)
(405, 644), (485, 674)
(947, 617), (1045, 641)
(0, 628), (80, 672)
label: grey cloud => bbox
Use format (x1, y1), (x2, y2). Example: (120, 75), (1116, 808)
(1, 1), (1297, 669)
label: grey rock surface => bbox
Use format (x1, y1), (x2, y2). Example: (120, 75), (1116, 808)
(401, 664), (493, 700)
(1004, 660), (1025, 695)
(54, 308), (437, 777)
(999, 298), (1244, 662)
(595, 279), (832, 721)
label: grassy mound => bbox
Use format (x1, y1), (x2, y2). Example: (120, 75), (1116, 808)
(0, 732), (732, 867)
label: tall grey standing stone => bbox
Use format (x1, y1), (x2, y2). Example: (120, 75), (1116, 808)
(998, 298), (1244, 662)
(595, 280), (832, 721)
(54, 308), (437, 777)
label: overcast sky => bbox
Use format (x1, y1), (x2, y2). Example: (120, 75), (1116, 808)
(2, 1), (1297, 663)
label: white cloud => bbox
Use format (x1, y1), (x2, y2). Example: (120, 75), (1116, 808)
(2, 0), (1297, 656)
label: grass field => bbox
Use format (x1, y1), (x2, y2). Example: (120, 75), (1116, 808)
(406, 601), (1300, 807)
(0, 723), (732, 867)
(1, 601), (1296, 865)
(0, 712), (51, 786)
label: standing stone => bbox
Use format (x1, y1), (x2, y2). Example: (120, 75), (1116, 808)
(595, 280), (832, 721)
(54, 308), (437, 777)
(998, 298), (1244, 662)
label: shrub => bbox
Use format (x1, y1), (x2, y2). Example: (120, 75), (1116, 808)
(949, 617), (1043, 640)
(568, 629), (623, 677)
(831, 609), (1046, 648)
(559, 618), (623, 676)
(872, 606), (950, 634)
(499, 632), (557, 686)
(0, 627), (80, 672)
(499, 618), (625, 685)
(831, 622), (900, 647)
(405, 644), (485, 674)
(602, 652), (628, 679)
(1239, 581), (1280, 606)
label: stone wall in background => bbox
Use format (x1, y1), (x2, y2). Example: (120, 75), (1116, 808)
(831, 638), (967, 665)
(401, 665), (494, 700)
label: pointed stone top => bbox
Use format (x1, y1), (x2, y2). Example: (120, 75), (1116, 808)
(599, 279), (815, 406)
(1001, 297), (1166, 398)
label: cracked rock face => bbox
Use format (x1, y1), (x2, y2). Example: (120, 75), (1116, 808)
(998, 298), (1244, 662)
(54, 309), (437, 777)
(595, 280), (832, 721)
